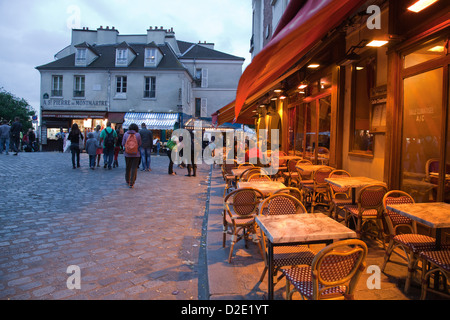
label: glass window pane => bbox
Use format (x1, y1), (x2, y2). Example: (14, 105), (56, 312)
(401, 67), (443, 202)
(305, 102), (316, 161)
(404, 38), (446, 69)
(295, 105), (304, 155)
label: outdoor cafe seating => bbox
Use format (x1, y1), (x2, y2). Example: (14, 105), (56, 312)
(258, 194), (315, 284)
(282, 239), (368, 300)
(328, 169), (353, 221)
(218, 155), (450, 300)
(222, 187), (264, 263)
(303, 166), (334, 213)
(381, 190), (439, 293)
(343, 184), (388, 244)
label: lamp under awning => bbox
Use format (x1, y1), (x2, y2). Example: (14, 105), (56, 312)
(123, 112), (178, 130)
(234, 0), (365, 122)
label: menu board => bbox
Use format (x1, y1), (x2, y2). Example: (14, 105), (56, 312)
(370, 85), (387, 133)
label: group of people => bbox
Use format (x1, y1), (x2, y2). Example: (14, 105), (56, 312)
(0, 117), (36, 155)
(66, 122), (154, 189)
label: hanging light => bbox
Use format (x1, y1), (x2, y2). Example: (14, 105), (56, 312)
(366, 40), (388, 47)
(407, 0), (438, 13)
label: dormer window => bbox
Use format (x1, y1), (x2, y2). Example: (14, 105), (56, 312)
(75, 48), (87, 66)
(116, 49), (128, 66)
(145, 48), (157, 66)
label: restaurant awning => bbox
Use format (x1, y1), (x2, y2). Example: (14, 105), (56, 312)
(122, 112), (178, 130)
(234, 0), (365, 122)
(216, 100), (255, 126)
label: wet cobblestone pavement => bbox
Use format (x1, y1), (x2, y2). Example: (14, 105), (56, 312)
(0, 151), (210, 300)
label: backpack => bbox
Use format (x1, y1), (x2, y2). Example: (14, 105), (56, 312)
(125, 133), (139, 155)
(104, 129), (115, 148)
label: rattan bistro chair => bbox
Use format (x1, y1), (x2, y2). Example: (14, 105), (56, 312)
(282, 239), (368, 300)
(223, 188), (264, 263)
(303, 166), (333, 213)
(381, 190), (438, 293)
(222, 160), (238, 196)
(420, 249), (450, 299)
(273, 187), (303, 204)
(282, 158), (301, 186)
(258, 194), (315, 284)
(328, 170), (353, 221)
(238, 167), (261, 182)
(343, 184), (388, 243)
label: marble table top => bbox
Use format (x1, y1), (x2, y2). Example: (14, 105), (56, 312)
(325, 176), (386, 188)
(256, 213), (356, 244)
(386, 202), (450, 229)
(295, 164), (328, 173)
(238, 181), (285, 195)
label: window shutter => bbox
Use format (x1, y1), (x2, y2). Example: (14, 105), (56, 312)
(201, 68), (208, 88)
(201, 98), (207, 117)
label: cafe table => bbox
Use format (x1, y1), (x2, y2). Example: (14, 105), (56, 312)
(256, 213), (357, 299)
(325, 176), (386, 205)
(237, 181), (286, 197)
(295, 164), (328, 174)
(385, 202), (450, 250)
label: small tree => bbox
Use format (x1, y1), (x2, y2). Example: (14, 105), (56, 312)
(0, 87), (36, 133)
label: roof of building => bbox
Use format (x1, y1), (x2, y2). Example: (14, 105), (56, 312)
(36, 40), (244, 71)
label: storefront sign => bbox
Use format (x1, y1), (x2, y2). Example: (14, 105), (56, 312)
(43, 99), (108, 107)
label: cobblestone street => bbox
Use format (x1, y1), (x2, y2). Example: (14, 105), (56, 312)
(0, 151), (210, 300)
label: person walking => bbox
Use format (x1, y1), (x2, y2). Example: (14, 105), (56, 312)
(100, 122), (117, 170)
(0, 120), (11, 155)
(166, 136), (178, 175)
(139, 123), (153, 172)
(55, 127), (65, 152)
(113, 127), (124, 168)
(68, 123), (84, 169)
(122, 123), (142, 188)
(10, 117), (22, 156)
(27, 128), (36, 152)
(186, 131), (200, 177)
(92, 125), (103, 167)
(86, 132), (100, 170)
(156, 139), (161, 156)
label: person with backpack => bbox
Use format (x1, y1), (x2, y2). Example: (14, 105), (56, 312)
(122, 123), (142, 188)
(100, 122), (117, 170)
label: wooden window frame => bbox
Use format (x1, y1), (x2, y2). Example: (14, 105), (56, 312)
(349, 49), (377, 159)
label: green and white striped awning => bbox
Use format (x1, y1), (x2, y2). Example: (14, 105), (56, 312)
(123, 112), (178, 130)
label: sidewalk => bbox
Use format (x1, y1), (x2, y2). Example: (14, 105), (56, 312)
(205, 167), (441, 300)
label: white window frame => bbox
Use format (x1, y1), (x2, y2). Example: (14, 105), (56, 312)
(116, 49), (128, 66)
(144, 76), (156, 98)
(52, 75), (63, 97)
(116, 76), (128, 95)
(75, 48), (87, 65)
(144, 48), (157, 67)
(73, 75), (85, 98)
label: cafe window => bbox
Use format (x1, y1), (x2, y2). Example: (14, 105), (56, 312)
(400, 35), (449, 203)
(349, 55), (376, 156)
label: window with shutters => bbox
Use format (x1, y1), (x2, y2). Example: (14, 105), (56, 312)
(201, 69), (208, 88)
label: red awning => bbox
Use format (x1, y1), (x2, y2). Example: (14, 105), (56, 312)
(216, 100), (255, 125)
(234, 0), (365, 122)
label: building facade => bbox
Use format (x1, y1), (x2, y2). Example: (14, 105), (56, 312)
(36, 26), (244, 150)
(218, 0), (450, 207)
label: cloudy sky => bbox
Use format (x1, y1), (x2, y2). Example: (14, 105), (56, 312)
(0, 0), (252, 113)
